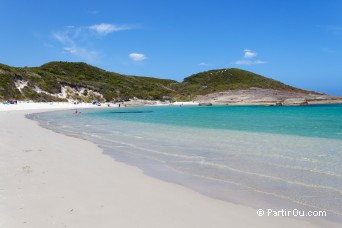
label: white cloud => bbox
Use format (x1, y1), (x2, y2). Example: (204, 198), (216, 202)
(254, 60), (267, 64)
(243, 49), (257, 58)
(52, 33), (71, 44)
(63, 46), (98, 61)
(53, 29), (98, 61)
(199, 62), (215, 67)
(129, 53), (147, 61)
(89, 23), (130, 35)
(234, 60), (266, 65)
(63, 47), (77, 54)
(233, 49), (266, 66)
(52, 23), (132, 61)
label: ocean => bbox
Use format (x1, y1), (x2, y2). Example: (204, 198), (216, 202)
(28, 104), (342, 222)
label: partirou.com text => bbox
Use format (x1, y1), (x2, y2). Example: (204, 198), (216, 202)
(257, 208), (327, 217)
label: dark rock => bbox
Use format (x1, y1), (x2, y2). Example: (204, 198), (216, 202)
(199, 102), (213, 106)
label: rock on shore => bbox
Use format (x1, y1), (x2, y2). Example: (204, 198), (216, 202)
(194, 88), (342, 106)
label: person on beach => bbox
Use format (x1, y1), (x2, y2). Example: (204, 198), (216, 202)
(73, 109), (81, 114)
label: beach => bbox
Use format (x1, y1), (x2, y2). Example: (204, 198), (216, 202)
(0, 104), (337, 227)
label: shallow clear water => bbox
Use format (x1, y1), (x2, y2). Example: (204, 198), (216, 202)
(28, 105), (342, 222)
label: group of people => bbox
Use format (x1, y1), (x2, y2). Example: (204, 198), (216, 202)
(2, 100), (17, 104)
(73, 102), (127, 115)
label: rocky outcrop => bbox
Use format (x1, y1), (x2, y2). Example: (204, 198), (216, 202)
(282, 98), (308, 106)
(194, 88), (342, 105)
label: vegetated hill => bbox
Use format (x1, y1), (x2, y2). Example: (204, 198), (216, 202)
(172, 68), (316, 100)
(0, 61), (177, 102)
(0, 61), (318, 102)
(39, 62), (178, 100)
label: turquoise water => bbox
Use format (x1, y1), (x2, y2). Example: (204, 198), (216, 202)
(85, 105), (342, 139)
(28, 105), (342, 222)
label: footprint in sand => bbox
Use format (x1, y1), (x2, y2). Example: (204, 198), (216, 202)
(22, 165), (32, 174)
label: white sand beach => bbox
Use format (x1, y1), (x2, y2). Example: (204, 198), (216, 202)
(0, 102), (110, 112)
(0, 105), (336, 227)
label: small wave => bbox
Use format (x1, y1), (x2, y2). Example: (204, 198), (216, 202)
(109, 111), (154, 114)
(182, 160), (342, 195)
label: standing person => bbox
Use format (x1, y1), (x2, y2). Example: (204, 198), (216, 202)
(73, 109), (81, 114)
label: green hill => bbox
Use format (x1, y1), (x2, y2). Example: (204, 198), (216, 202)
(172, 68), (311, 100)
(0, 62), (177, 101)
(0, 61), (315, 102)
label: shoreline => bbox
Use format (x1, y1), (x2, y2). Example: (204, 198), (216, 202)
(1, 99), (342, 113)
(0, 107), (339, 227)
(0, 101), (113, 112)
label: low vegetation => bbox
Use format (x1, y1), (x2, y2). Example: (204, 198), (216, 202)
(0, 61), (314, 102)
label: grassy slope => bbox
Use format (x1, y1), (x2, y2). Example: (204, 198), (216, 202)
(0, 62), (314, 102)
(172, 68), (313, 100)
(0, 62), (177, 101)
(35, 62), (177, 100)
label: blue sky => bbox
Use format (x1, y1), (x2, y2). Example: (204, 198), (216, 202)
(1, 0), (342, 95)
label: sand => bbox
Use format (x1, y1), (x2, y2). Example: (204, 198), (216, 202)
(0, 106), (335, 227)
(0, 102), (112, 111)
